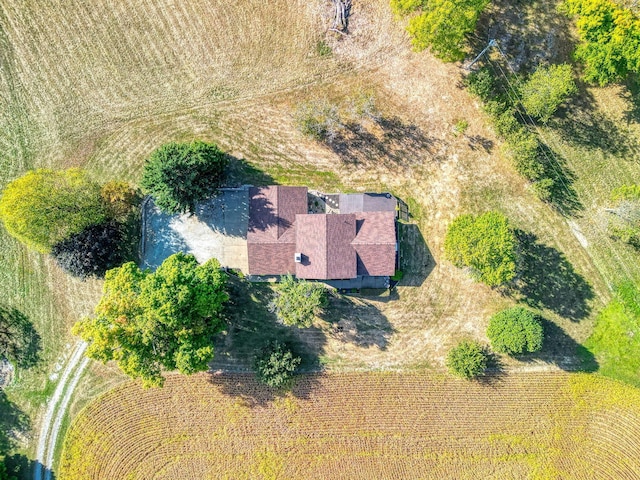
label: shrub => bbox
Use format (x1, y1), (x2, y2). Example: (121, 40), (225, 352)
(101, 181), (140, 222)
(0, 169), (106, 253)
(269, 274), (327, 328)
(140, 140), (228, 214)
(446, 340), (488, 379)
(390, 0), (425, 15)
(295, 100), (342, 141)
(487, 307), (544, 355)
(465, 67), (495, 101)
(51, 222), (124, 279)
(253, 340), (301, 388)
(521, 64), (577, 122)
(444, 212), (518, 287)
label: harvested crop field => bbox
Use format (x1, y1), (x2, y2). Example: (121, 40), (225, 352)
(60, 372), (640, 479)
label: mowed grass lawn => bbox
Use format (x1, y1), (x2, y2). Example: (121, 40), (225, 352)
(0, 0), (639, 464)
(59, 372), (640, 479)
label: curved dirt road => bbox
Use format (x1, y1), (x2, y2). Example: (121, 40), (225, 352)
(34, 342), (89, 480)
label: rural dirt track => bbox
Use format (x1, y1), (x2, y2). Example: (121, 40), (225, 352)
(59, 372), (640, 479)
(34, 342), (89, 480)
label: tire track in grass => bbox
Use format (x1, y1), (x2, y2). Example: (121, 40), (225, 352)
(34, 341), (88, 480)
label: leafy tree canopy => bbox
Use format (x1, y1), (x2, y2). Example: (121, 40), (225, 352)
(0, 459), (15, 480)
(393, 0), (490, 62)
(444, 212), (518, 287)
(0, 169), (106, 253)
(73, 253), (228, 387)
(51, 221), (125, 279)
(140, 141), (228, 214)
(446, 340), (488, 379)
(561, 0), (640, 85)
(0, 306), (41, 369)
(269, 274), (327, 328)
(521, 64), (577, 122)
(253, 340), (301, 389)
(607, 184), (640, 249)
(487, 306), (544, 355)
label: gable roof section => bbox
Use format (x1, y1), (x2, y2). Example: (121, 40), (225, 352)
(295, 214), (357, 280)
(247, 186), (307, 275)
(353, 211), (396, 276)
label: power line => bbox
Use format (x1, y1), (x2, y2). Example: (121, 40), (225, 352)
(469, 40), (638, 289)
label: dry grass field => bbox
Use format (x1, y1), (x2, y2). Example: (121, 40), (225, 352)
(59, 372), (640, 480)
(1, 0), (640, 470)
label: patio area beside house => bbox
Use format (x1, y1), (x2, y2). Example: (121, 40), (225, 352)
(141, 187), (250, 272)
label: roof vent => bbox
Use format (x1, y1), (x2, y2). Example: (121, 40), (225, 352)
(294, 252), (302, 263)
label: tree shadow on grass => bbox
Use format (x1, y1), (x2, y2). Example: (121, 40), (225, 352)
(510, 231), (594, 321)
(540, 144), (584, 217)
(0, 306), (41, 370)
(225, 155), (276, 187)
(551, 85), (640, 158)
(320, 293), (395, 351)
(398, 223), (434, 288)
(324, 116), (438, 167)
(8, 456), (56, 480)
(0, 390), (30, 455)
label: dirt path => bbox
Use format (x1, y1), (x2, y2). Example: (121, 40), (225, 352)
(34, 342), (89, 480)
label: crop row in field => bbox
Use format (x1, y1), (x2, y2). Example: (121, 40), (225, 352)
(59, 372), (640, 479)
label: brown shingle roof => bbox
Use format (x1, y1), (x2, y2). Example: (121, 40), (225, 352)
(295, 214), (357, 280)
(248, 186), (396, 279)
(247, 186), (307, 275)
(353, 211), (397, 276)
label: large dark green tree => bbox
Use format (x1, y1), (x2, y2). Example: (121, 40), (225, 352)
(140, 141), (228, 214)
(444, 212), (518, 287)
(487, 307), (544, 355)
(269, 274), (327, 328)
(0, 169), (106, 253)
(73, 253), (228, 387)
(0, 306), (41, 369)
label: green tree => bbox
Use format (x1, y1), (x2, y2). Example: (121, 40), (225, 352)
(403, 0), (490, 62)
(269, 274), (327, 328)
(521, 64), (577, 122)
(253, 340), (301, 388)
(0, 169), (106, 253)
(446, 340), (488, 379)
(140, 141), (228, 214)
(444, 212), (518, 287)
(487, 307), (544, 355)
(0, 460), (15, 480)
(72, 253), (228, 387)
(607, 184), (640, 249)
(0, 306), (41, 369)
(561, 0), (640, 85)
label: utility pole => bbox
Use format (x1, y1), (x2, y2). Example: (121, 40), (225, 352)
(464, 39), (497, 70)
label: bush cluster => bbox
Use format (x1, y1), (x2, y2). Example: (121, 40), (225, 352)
(446, 340), (488, 379)
(487, 307), (544, 355)
(269, 274), (328, 328)
(253, 340), (301, 389)
(444, 211), (518, 287)
(465, 68), (564, 202)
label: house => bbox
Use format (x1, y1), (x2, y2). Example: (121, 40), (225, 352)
(247, 186), (398, 286)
